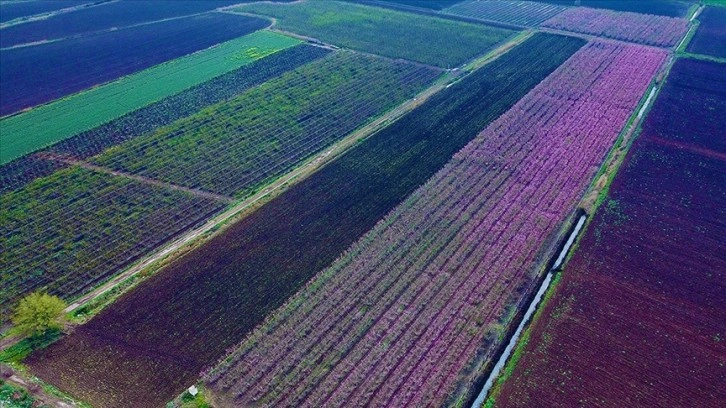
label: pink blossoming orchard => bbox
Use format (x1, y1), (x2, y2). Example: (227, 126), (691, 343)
(542, 7), (689, 47)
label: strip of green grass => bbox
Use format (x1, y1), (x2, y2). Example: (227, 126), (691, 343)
(0, 381), (47, 408)
(0, 330), (62, 366)
(0, 31), (300, 165)
(704, 0), (726, 7)
(237, 0), (515, 68)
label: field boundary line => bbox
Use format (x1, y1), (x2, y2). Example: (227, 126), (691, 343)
(0, 0), (117, 29)
(677, 51), (726, 63)
(35, 152), (235, 204)
(0, 11), (225, 51)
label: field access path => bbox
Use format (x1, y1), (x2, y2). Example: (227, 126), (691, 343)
(36, 152), (235, 204)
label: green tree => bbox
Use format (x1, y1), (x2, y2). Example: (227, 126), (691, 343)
(11, 292), (67, 337)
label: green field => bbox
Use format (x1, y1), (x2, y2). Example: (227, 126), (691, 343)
(236, 0), (514, 68)
(0, 31), (300, 165)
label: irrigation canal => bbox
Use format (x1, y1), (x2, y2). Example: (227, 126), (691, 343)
(471, 211), (588, 407)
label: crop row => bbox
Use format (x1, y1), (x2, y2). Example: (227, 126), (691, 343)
(445, 0), (566, 27)
(542, 7), (689, 47)
(0, 166), (226, 322)
(0, 31), (302, 166)
(26, 33), (585, 408)
(204, 40), (666, 407)
(492, 57), (726, 407)
(92, 51), (442, 197)
(0, 12), (268, 116)
(237, 0), (515, 68)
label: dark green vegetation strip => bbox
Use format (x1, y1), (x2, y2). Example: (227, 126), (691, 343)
(93, 51), (442, 198)
(26, 33), (585, 408)
(0, 167), (226, 322)
(237, 0), (515, 67)
(0, 44), (327, 195)
(0, 156), (68, 195)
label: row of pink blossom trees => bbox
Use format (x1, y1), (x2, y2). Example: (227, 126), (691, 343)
(204, 41), (666, 407)
(543, 7), (689, 48)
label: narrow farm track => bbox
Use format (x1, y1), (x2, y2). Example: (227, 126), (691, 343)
(36, 152), (235, 204)
(538, 27), (680, 52)
(5, 375), (75, 408)
(226, 11), (447, 73)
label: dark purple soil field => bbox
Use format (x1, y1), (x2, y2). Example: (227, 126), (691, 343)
(687, 6), (726, 59)
(493, 57), (726, 407)
(0, 12), (268, 116)
(0, 0), (244, 48)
